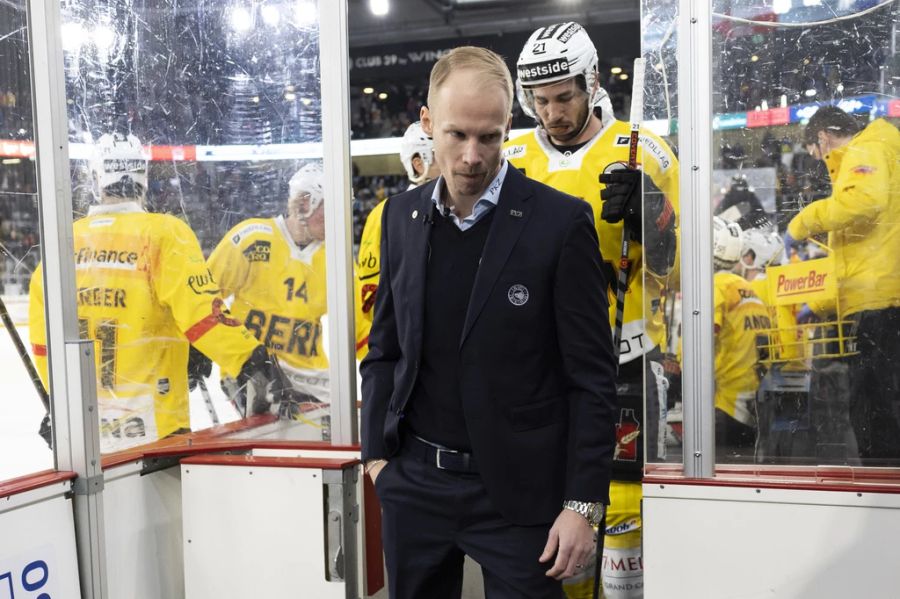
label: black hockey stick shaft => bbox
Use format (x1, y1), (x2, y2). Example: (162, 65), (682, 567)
(0, 295), (50, 412)
(613, 57), (645, 366)
(592, 514), (608, 599)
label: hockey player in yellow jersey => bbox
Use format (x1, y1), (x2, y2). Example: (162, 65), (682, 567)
(356, 121), (440, 358)
(207, 163), (334, 430)
(713, 216), (770, 461)
(507, 22), (679, 599)
(732, 212), (799, 366)
(29, 133), (280, 453)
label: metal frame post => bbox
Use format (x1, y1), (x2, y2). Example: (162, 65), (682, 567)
(26, 0), (108, 595)
(319, 0), (359, 446)
(677, 0), (716, 478)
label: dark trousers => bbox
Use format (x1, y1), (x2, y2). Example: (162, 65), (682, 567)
(848, 307), (900, 463)
(375, 439), (565, 599)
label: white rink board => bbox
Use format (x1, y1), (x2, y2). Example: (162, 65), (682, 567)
(182, 462), (346, 599)
(643, 483), (900, 598)
(104, 465), (184, 599)
(0, 493), (81, 597)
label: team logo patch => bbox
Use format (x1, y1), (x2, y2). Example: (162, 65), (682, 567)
(614, 135), (631, 146)
(157, 378), (170, 396)
(503, 144), (527, 159)
(231, 222), (273, 245)
(508, 284), (529, 306)
(242, 240), (271, 262)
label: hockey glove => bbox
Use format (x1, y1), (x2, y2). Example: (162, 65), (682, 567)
(238, 345), (287, 416)
(279, 387), (326, 421)
(599, 168), (642, 231)
(187, 346), (213, 391)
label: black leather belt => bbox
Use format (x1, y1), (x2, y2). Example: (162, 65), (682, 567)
(407, 434), (478, 474)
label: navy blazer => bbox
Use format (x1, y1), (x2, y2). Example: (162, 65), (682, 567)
(361, 165), (617, 526)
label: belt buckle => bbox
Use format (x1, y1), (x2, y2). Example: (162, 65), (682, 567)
(435, 447), (458, 470)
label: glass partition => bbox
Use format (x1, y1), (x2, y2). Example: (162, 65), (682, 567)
(36, 0), (337, 455)
(710, 0), (900, 467)
(0, 1), (54, 481)
(642, 0), (683, 467)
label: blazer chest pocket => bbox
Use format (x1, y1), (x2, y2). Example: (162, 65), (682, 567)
(508, 396), (566, 431)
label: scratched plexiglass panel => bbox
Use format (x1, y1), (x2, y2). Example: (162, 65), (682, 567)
(710, 0), (900, 467)
(50, 0), (334, 454)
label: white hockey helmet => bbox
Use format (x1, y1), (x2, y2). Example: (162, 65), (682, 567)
(399, 121), (434, 185)
(741, 228), (784, 271)
(91, 133), (148, 199)
(515, 22), (601, 120)
(288, 162), (325, 218)
(713, 216), (743, 271)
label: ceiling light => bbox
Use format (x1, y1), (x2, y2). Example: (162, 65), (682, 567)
(369, 0), (389, 17)
(229, 7), (253, 33)
(773, 0), (792, 14)
(751, 55), (759, 62)
(92, 25), (116, 51)
(611, 66), (623, 74)
(804, 88), (817, 97)
(294, 1), (317, 26)
(619, 73), (629, 80)
(61, 22), (85, 52)
(284, 92), (297, 101)
(261, 5), (281, 27)
(378, 92), (388, 100)
(363, 87), (375, 94)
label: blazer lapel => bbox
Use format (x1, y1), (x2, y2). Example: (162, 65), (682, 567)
(460, 166), (534, 348)
(403, 182), (437, 355)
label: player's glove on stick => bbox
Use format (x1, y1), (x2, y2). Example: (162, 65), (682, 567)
(187, 346), (213, 391)
(238, 345), (287, 416)
(600, 167), (642, 232)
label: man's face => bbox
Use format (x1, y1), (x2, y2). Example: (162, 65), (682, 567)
(421, 69), (510, 202)
(288, 193), (326, 242)
(531, 77), (591, 144)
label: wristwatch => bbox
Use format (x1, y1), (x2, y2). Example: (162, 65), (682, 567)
(563, 500), (606, 528)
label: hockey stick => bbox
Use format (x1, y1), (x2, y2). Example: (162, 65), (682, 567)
(612, 57), (646, 367)
(591, 513), (608, 599)
(197, 377), (220, 426)
(0, 295), (50, 412)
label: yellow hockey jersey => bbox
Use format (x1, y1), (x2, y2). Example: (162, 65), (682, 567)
(355, 199), (386, 360)
(208, 216), (329, 376)
(714, 272), (770, 424)
(29, 202), (260, 452)
(504, 120), (680, 364)
(788, 118), (900, 317)
(750, 275), (803, 367)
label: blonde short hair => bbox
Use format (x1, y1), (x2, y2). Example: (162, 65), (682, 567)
(427, 46), (513, 114)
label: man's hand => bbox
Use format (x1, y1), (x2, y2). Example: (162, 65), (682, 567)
(365, 459), (388, 483)
(187, 346), (212, 391)
(599, 167), (641, 228)
(539, 509), (597, 580)
(796, 304), (816, 324)
(783, 231), (801, 255)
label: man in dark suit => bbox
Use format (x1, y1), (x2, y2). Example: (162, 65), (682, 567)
(361, 46), (618, 599)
